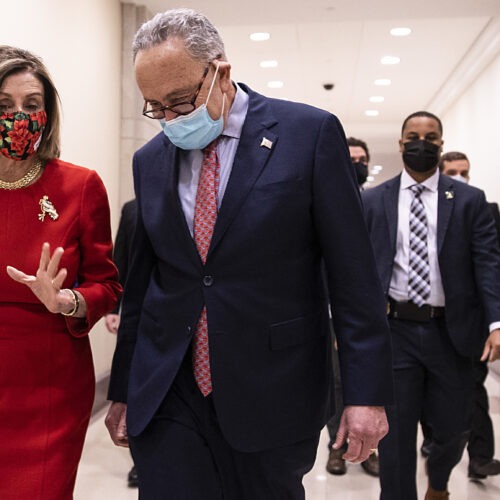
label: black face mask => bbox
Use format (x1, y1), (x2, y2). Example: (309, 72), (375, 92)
(402, 140), (440, 173)
(352, 162), (368, 186)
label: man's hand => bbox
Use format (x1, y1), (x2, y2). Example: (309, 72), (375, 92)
(332, 405), (388, 463)
(105, 402), (129, 447)
(481, 328), (500, 362)
(105, 313), (121, 334)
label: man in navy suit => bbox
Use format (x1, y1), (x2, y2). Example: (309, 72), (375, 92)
(362, 112), (500, 500)
(104, 199), (138, 488)
(435, 152), (500, 479)
(105, 199), (137, 335)
(105, 8), (393, 499)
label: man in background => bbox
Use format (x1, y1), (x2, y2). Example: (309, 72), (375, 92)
(363, 112), (500, 500)
(348, 136), (370, 188)
(435, 152), (500, 480)
(104, 199), (137, 487)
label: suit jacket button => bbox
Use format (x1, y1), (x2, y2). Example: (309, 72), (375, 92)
(203, 275), (214, 287)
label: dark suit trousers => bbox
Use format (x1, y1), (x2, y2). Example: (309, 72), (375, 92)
(379, 317), (474, 500)
(421, 358), (494, 463)
(129, 351), (320, 500)
(467, 359), (495, 461)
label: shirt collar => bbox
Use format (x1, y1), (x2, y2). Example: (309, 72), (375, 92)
(221, 82), (248, 140)
(400, 167), (439, 193)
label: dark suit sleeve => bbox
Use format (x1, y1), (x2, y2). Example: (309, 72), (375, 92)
(312, 114), (393, 406)
(489, 202), (500, 247)
(110, 200), (137, 313)
(108, 160), (155, 403)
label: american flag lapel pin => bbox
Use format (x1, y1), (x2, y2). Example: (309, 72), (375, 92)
(260, 137), (273, 149)
(445, 191), (454, 200)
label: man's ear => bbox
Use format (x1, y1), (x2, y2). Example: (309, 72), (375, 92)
(216, 61), (232, 93)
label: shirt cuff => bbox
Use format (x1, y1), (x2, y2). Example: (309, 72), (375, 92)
(489, 321), (500, 333)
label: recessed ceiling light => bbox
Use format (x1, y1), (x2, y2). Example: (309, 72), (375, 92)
(381, 55), (400, 65)
(259, 60), (278, 68)
(374, 78), (391, 86)
(267, 81), (284, 89)
(390, 27), (412, 37)
(365, 110), (379, 117)
(369, 96), (385, 103)
(250, 32), (270, 41)
(367, 175), (375, 182)
(371, 165), (383, 172)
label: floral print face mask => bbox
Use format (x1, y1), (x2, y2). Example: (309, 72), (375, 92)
(0, 110), (47, 161)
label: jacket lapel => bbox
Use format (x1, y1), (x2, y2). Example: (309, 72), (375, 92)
(383, 175), (401, 259)
(208, 86), (278, 255)
(160, 139), (202, 267)
(437, 173), (454, 254)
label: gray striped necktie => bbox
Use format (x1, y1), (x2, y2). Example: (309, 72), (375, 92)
(408, 184), (430, 307)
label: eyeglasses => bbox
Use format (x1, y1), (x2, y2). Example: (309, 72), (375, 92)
(142, 65), (210, 120)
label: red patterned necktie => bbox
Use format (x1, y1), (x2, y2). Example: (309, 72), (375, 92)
(192, 139), (220, 396)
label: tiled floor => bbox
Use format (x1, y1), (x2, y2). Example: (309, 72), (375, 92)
(75, 375), (500, 499)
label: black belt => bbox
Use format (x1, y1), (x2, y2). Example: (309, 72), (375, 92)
(387, 298), (445, 322)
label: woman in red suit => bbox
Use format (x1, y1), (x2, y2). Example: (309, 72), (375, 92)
(0, 46), (121, 499)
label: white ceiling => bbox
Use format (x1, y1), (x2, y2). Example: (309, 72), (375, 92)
(134, 0), (500, 185)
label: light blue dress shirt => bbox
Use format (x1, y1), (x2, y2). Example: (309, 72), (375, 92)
(177, 82), (249, 237)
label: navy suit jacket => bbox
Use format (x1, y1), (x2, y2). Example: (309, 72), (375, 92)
(108, 84), (393, 452)
(111, 199), (137, 313)
(362, 173), (500, 357)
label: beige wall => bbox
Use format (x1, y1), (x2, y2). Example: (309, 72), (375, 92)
(435, 16), (499, 202)
(120, 3), (158, 204)
(442, 54), (500, 202)
(5, 0), (123, 381)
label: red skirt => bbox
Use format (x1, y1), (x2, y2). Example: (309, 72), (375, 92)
(0, 303), (94, 499)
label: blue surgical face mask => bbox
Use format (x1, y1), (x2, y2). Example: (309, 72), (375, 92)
(160, 63), (225, 150)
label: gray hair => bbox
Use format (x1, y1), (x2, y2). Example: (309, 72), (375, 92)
(132, 8), (226, 63)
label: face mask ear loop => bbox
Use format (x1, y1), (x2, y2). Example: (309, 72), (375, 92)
(219, 93), (226, 121)
(204, 61), (221, 105)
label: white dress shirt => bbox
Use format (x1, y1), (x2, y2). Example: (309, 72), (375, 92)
(389, 168), (445, 306)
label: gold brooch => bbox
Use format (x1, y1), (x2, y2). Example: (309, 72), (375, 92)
(38, 195), (59, 221)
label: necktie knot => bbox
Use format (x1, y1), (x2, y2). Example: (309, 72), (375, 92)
(203, 139), (218, 156)
(410, 184), (426, 197)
